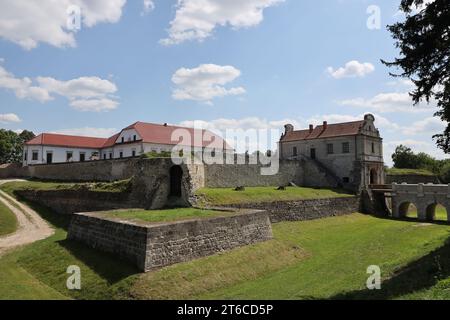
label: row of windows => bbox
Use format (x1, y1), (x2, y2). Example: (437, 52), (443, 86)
(292, 142), (378, 157)
(326, 142), (350, 155)
(26, 149), (139, 163)
(120, 135), (138, 144)
(292, 142), (351, 157)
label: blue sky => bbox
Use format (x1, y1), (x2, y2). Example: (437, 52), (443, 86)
(0, 0), (446, 165)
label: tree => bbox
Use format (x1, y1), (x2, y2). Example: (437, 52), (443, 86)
(382, 0), (450, 152)
(392, 145), (418, 168)
(0, 129), (35, 164)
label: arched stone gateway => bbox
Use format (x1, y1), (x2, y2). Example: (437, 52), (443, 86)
(391, 183), (450, 222)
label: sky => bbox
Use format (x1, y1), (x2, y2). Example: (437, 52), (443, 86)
(0, 0), (447, 166)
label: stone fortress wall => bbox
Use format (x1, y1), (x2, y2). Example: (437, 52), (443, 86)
(2, 156), (358, 272)
(225, 196), (360, 223)
(0, 157), (338, 195)
(68, 209), (273, 272)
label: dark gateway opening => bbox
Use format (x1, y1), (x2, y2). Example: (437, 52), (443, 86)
(170, 165), (183, 197)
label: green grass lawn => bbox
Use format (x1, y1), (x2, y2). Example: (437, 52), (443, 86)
(98, 208), (235, 224)
(0, 200), (18, 236)
(0, 179), (132, 195)
(2, 192), (450, 299)
(0, 201), (139, 300)
(386, 168), (435, 176)
(132, 213), (450, 300)
(195, 186), (353, 206)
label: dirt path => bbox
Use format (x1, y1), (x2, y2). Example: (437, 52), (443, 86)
(0, 180), (54, 256)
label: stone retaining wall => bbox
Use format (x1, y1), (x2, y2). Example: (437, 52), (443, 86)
(224, 196), (360, 223)
(15, 189), (135, 215)
(203, 160), (303, 188)
(67, 209), (273, 271)
(386, 174), (440, 184)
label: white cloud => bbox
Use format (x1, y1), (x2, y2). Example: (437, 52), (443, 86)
(172, 64), (245, 104)
(402, 116), (446, 136)
(0, 0), (126, 50)
(180, 117), (301, 132)
(0, 113), (21, 123)
(0, 64), (119, 112)
(161, 0), (284, 45)
(327, 60), (375, 79)
(70, 98), (119, 112)
(142, 0), (155, 15)
(0, 66), (52, 102)
(37, 76), (118, 100)
(52, 127), (117, 138)
(338, 92), (435, 113)
(386, 79), (414, 88)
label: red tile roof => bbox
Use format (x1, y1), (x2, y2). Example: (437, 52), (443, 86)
(26, 133), (107, 149)
(25, 122), (233, 150)
(102, 133), (120, 148)
(126, 122), (232, 149)
(281, 120), (365, 142)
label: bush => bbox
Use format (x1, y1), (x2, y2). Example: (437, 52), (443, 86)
(439, 163), (450, 183)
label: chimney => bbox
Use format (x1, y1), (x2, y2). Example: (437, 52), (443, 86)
(323, 121), (328, 130)
(309, 124), (314, 133)
(284, 124), (294, 134)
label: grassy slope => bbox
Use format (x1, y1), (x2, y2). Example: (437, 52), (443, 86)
(386, 168), (435, 176)
(0, 200), (18, 236)
(0, 179), (131, 195)
(196, 187), (353, 206)
(131, 213), (450, 300)
(2, 182), (450, 300)
(100, 208), (234, 223)
(0, 200), (139, 300)
(195, 214), (450, 300)
(0, 253), (67, 300)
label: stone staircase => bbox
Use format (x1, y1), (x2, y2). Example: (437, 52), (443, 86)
(297, 155), (342, 189)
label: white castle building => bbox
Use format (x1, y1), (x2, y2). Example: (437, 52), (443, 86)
(23, 121), (230, 166)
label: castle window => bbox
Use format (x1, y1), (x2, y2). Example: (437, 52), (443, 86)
(24, 152), (27, 161)
(121, 137), (125, 143)
(119, 151), (123, 158)
(342, 142), (350, 154)
(32, 151), (38, 161)
(80, 153), (86, 162)
(66, 152), (73, 162)
(133, 135), (137, 141)
(327, 144), (334, 155)
(372, 143), (375, 154)
(109, 152), (113, 159)
(293, 147), (298, 157)
(132, 149), (136, 157)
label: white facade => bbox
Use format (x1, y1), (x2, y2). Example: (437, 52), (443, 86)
(23, 141), (226, 166)
(23, 145), (101, 166)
